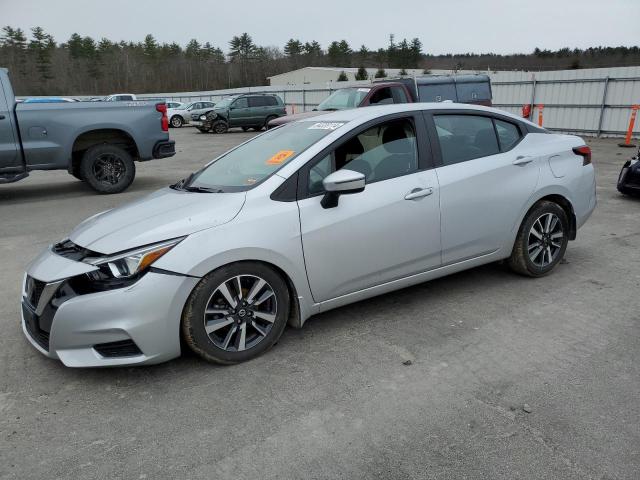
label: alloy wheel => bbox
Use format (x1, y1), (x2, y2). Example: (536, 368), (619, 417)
(528, 212), (564, 267)
(92, 153), (126, 185)
(203, 275), (277, 352)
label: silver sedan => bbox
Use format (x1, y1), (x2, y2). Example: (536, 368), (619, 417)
(21, 103), (596, 366)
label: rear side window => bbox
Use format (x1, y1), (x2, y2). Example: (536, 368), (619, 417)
(391, 87), (408, 103)
(434, 115), (499, 165)
(494, 119), (521, 151)
(265, 96), (279, 106)
(248, 96), (267, 107)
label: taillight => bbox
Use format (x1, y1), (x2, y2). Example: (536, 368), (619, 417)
(156, 103), (168, 132)
(572, 145), (591, 165)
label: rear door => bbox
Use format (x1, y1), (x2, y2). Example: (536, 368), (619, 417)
(0, 84), (20, 171)
(425, 111), (540, 264)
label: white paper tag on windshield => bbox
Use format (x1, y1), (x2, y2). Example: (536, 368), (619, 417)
(357, 88), (371, 92)
(308, 122), (345, 130)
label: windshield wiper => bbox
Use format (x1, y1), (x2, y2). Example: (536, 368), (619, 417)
(184, 185), (224, 193)
(171, 172), (195, 190)
(320, 107), (339, 111)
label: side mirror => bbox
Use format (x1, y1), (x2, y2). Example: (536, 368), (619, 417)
(320, 169), (365, 209)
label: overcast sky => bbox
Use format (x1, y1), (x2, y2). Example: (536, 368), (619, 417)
(1, 0), (638, 54)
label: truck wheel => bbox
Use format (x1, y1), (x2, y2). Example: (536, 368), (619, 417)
(170, 115), (183, 128)
(212, 120), (228, 134)
(71, 165), (84, 181)
(81, 144), (136, 194)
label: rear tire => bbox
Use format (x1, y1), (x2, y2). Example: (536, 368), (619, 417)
(170, 115), (183, 128)
(263, 115), (277, 130)
(80, 144), (135, 194)
(182, 262), (289, 365)
(508, 201), (569, 277)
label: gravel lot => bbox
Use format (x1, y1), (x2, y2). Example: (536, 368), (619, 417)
(1, 128), (638, 480)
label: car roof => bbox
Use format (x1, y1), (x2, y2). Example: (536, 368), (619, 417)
(293, 102), (536, 128)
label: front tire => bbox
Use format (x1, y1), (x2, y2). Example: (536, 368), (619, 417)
(170, 115), (184, 128)
(182, 262), (290, 364)
(508, 201), (569, 277)
(80, 144), (135, 194)
(212, 120), (228, 134)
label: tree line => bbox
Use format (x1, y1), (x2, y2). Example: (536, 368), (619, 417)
(1, 26), (638, 96)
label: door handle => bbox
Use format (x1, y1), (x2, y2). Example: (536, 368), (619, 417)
(404, 187), (433, 200)
(513, 155), (533, 166)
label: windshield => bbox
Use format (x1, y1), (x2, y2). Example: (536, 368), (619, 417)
(214, 97), (236, 109)
(317, 88), (370, 111)
(184, 121), (345, 191)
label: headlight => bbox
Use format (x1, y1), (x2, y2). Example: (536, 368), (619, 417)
(83, 237), (184, 279)
(199, 115), (207, 120)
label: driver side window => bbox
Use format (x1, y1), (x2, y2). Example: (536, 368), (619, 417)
(233, 97), (248, 109)
(307, 118), (418, 195)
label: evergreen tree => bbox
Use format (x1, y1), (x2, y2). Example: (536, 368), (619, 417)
(374, 68), (387, 78)
(355, 66), (368, 80)
(337, 70), (348, 81)
(28, 26), (55, 80)
(284, 38), (302, 57)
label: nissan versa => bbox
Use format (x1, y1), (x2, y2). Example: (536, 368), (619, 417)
(21, 103), (596, 367)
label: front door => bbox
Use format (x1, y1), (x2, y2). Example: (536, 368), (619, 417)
(297, 115), (441, 302)
(229, 97), (250, 127)
(0, 85), (20, 171)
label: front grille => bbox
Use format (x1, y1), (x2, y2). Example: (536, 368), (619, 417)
(94, 340), (142, 358)
(22, 303), (50, 351)
(25, 276), (45, 310)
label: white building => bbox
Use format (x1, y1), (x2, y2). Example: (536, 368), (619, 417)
(268, 67), (478, 86)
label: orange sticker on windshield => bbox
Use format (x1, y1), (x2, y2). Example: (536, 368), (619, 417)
(266, 150), (294, 165)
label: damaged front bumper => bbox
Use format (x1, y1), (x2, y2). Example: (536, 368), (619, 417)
(21, 247), (199, 367)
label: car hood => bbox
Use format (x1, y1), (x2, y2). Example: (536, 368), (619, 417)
(268, 110), (329, 127)
(69, 187), (246, 254)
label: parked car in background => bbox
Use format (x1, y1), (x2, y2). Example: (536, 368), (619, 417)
(20, 102), (596, 367)
(197, 94), (286, 133)
(23, 97), (79, 103)
(617, 146), (640, 196)
(268, 74), (492, 129)
(166, 100), (184, 109)
(0, 68), (175, 194)
(102, 93), (137, 102)
(167, 101), (216, 128)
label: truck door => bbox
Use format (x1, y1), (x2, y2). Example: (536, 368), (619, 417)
(0, 85), (21, 171)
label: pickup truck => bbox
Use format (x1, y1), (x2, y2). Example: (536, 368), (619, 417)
(268, 74), (492, 128)
(0, 68), (175, 193)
